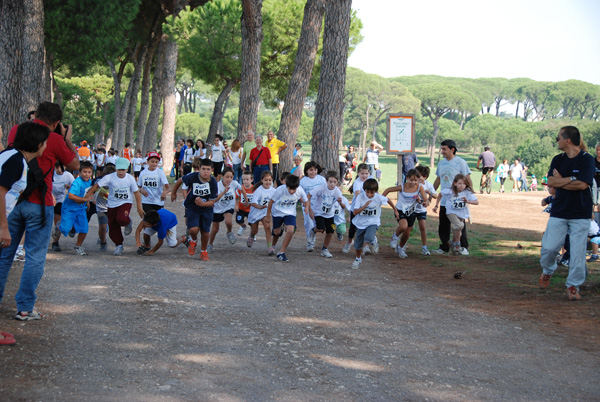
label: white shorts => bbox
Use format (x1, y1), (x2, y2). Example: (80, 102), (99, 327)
(144, 226), (178, 247)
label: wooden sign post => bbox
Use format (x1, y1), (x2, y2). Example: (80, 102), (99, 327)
(386, 113), (416, 185)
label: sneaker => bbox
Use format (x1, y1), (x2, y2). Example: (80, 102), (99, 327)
(74, 246), (87, 256)
(277, 252), (289, 262)
(14, 249), (25, 262)
(307, 243), (314, 252)
(96, 237), (101, 245)
(363, 245), (371, 256)
(69, 227), (76, 238)
(458, 247), (469, 256)
(237, 226), (246, 236)
(267, 247), (276, 256)
(452, 242), (461, 256)
(352, 258), (362, 269)
(137, 246), (151, 255)
(207, 244), (213, 253)
(51, 242), (61, 252)
(336, 232), (343, 241)
(114, 245), (124, 256)
(124, 220), (133, 236)
(200, 251), (209, 261)
(307, 229), (317, 245)
(397, 245), (408, 259)
(588, 254), (600, 262)
(0, 335), (16, 345)
(179, 235), (190, 248)
(226, 232), (236, 244)
(567, 286), (581, 301)
(321, 248), (333, 258)
(372, 239), (379, 254)
(431, 248), (447, 255)
(99, 243), (107, 252)
(14, 310), (44, 321)
(560, 258), (569, 267)
(390, 234), (399, 249)
(342, 241), (353, 254)
(188, 240), (197, 256)
(539, 273), (552, 289)
(421, 246), (431, 256)
(246, 236), (254, 248)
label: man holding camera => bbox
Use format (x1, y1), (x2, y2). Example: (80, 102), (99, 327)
(0, 102), (79, 321)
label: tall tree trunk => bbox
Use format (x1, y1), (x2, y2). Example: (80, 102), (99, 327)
(136, 41), (157, 154)
(311, 0), (352, 173)
(96, 101), (110, 146)
(207, 79), (238, 152)
(515, 100), (520, 118)
(190, 91), (196, 113)
(237, 0), (263, 141)
(125, 44), (147, 149)
(0, 0), (48, 138)
(143, 34), (167, 155)
(277, 0), (326, 174)
(107, 58), (123, 151)
(429, 117), (439, 169)
(459, 110), (466, 130)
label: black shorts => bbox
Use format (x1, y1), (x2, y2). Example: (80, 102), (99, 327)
(54, 202), (63, 216)
(396, 209), (417, 228)
(315, 216), (335, 234)
(213, 208), (234, 223)
(236, 210), (249, 225)
(142, 203), (162, 214)
(213, 161), (224, 175)
(482, 167), (494, 175)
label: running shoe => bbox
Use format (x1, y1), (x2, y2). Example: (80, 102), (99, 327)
(69, 227), (76, 238)
(187, 240), (197, 256)
(227, 232), (236, 245)
(421, 246), (431, 256)
(237, 226), (246, 236)
(277, 252), (289, 262)
(390, 234), (398, 249)
(342, 241), (353, 254)
(336, 232), (343, 241)
(397, 245), (408, 259)
(539, 273), (552, 289)
(567, 286), (581, 301)
(431, 248), (447, 255)
(74, 246), (87, 256)
(179, 235), (190, 248)
(352, 258), (362, 269)
(207, 244), (213, 253)
(99, 243), (107, 252)
(247, 236), (254, 248)
(307, 229), (317, 245)
(363, 245), (371, 256)
(200, 251), (209, 261)
(320, 248), (333, 258)
(51, 242), (61, 252)
(14, 310), (44, 321)
(372, 239), (379, 254)
(114, 245), (124, 256)
(267, 247), (275, 256)
(137, 246), (151, 255)
(124, 220), (133, 236)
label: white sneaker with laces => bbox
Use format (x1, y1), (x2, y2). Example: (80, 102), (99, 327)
(114, 245), (124, 256)
(342, 241), (353, 253)
(352, 258), (362, 269)
(227, 232), (236, 244)
(237, 226), (246, 236)
(307, 229), (317, 245)
(372, 239), (379, 254)
(390, 234), (398, 249)
(421, 246), (431, 256)
(458, 247), (469, 255)
(397, 245), (408, 258)
(431, 248), (447, 255)
(363, 245), (371, 255)
(320, 248), (333, 258)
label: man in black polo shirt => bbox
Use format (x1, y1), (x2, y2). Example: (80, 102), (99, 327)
(539, 126), (594, 301)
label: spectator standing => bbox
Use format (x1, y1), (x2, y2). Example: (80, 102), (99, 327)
(249, 136), (272, 185)
(539, 126), (594, 301)
(364, 141), (384, 177)
(496, 159), (509, 193)
(241, 130), (256, 171)
(401, 153), (419, 184)
(519, 158), (529, 192)
(230, 139), (243, 182)
(0, 102), (79, 321)
(432, 139), (472, 255)
(509, 159), (523, 192)
(266, 130), (287, 183)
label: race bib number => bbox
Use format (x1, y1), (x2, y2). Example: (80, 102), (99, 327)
(321, 205), (332, 214)
(361, 207), (377, 216)
(242, 194), (253, 204)
(451, 197), (466, 209)
(114, 187), (130, 200)
(143, 177), (158, 188)
(261, 198), (270, 206)
(402, 200), (418, 216)
(192, 182), (210, 197)
(333, 205), (341, 216)
(221, 192), (234, 202)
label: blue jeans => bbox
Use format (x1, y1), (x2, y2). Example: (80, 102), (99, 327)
(540, 217), (588, 289)
(253, 165), (270, 185)
(233, 163), (243, 183)
(0, 201), (54, 312)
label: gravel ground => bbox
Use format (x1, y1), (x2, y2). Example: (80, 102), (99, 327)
(1, 201), (599, 401)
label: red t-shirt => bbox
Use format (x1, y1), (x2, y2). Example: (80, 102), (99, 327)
(8, 120), (77, 206)
(250, 146), (271, 166)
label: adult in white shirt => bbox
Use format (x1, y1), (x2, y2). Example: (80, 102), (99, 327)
(509, 159), (523, 193)
(210, 135), (226, 179)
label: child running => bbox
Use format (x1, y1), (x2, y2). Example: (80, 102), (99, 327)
(299, 161), (326, 252)
(342, 163), (373, 254)
(247, 170), (276, 253)
(59, 161), (95, 255)
(131, 151), (144, 180)
(351, 178), (398, 269)
(433, 173), (478, 255)
(208, 167), (247, 252)
(383, 169), (429, 259)
(235, 171), (254, 236)
(51, 161), (74, 252)
(307, 170), (344, 258)
(137, 151), (170, 214)
(93, 163), (116, 251)
(171, 158), (226, 261)
(135, 209), (186, 255)
(267, 174), (310, 262)
(87, 158), (144, 256)
(414, 165), (437, 255)
(333, 189), (351, 242)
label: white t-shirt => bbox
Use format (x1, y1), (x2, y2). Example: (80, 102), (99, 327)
(248, 185), (276, 223)
(106, 155), (117, 165)
(132, 157), (144, 172)
(270, 185), (308, 218)
(138, 168), (169, 206)
(214, 179), (242, 214)
(96, 153), (105, 167)
(442, 188), (477, 220)
(194, 148), (206, 159)
(435, 156), (471, 203)
(184, 147), (195, 164)
(0, 149), (28, 215)
(333, 196), (351, 226)
(97, 172), (139, 208)
(395, 183), (423, 216)
(350, 176), (374, 211)
(510, 163), (523, 180)
(351, 192), (388, 229)
(52, 171), (75, 204)
(311, 184), (343, 219)
(415, 181), (435, 214)
(299, 175), (327, 210)
(365, 149), (379, 164)
(230, 149), (242, 165)
(211, 143), (225, 163)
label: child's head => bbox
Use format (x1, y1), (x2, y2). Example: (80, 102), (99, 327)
(295, 143), (302, 151)
(260, 170), (273, 188)
(199, 158), (213, 179)
(356, 163), (369, 180)
(325, 170), (339, 189)
(221, 167), (234, 185)
(187, 139), (194, 147)
(147, 152), (160, 169)
(102, 164), (116, 177)
(55, 161), (64, 174)
(405, 169), (420, 186)
(452, 174), (471, 194)
(143, 210), (160, 227)
(415, 165), (430, 180)
(285, 174), (300, 191)
(363, 178), (379, 197)
(115, 158), (130, 178)
(13, 122), (49, 157)
(196, 139), (205, 149)
(303, 161), (321, 178)
(79, 161), (94, 181)
(242, 171), (253, 188)
(192, 156), (202, 171)
(280, 171), (290, 184)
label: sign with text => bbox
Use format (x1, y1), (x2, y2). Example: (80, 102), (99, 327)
(387, 114), (415, 154)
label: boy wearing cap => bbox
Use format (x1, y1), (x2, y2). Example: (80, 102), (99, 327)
(137, 152), (170, 214)
(135, 209), (185, 255)
(87, 157), (144, 256)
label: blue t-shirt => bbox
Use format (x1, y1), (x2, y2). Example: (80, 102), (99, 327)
(63, 177), (92, 211)
(182, 172), (218, 213)
(153, 208), (178, 239)
(548, 150), (594, 219)
(402, 154), (418, 175)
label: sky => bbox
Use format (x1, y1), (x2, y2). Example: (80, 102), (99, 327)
(348, 0), (600, 85)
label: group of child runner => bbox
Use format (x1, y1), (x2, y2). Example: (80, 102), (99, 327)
(49, 154), (479, 269)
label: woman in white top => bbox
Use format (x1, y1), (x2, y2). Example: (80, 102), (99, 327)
(230, 139), (243, 182)
(496, 159), (510, 193)
(509, 159), (523, 193)
(194, 139), (206, 159)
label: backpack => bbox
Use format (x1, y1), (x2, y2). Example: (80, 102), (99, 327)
(17, 157), (53, 226)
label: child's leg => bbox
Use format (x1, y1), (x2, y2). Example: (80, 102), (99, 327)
(98, 224), (107, 243)
(199, 230), (210, 250)
(272, 217), (283, 247)
(418, 218), (428, 246)
(592, 242), (598, 255)
(209, 222), (220, 245)
(399, 226), (413, 248)
(261, 217), (272, 245)
(354, 228), (366, 258)
(188, 227), (199, 241)
(396, 219), (409, 245)
(447, 214), (464, 244)
(224, 213), (233, 233)
(143, 233), (152, 247)
(75, 233), (86, 247)
(303, 210), (314, 242)
(279, 228), (295, 253)
(250, 222), (259, 238)
(323, 232), (333, 249)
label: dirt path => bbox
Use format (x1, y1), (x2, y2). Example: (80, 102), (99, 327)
(1, 191), (599, 401)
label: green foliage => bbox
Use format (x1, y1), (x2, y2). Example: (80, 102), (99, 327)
(175, 113), (211, 140)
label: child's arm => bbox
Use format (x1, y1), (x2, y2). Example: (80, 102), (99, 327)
(353, 199), (372, 215)
(170, 178), (183, 202)
(69, 191), (89, 204)
(161, 183), (171, 201)
(418, 186), (429, 207)
(387, 198), (399, 220)
(265, 199), (274, 224)
(541, 197), (549, 206)
(144, 238), (163, 255)
(134, 190), (144, 218)
(432, 192), (442, 213)
(135, 221), (145, 247)
(303, 199), (311, 217)
(194, 185), (228, 208)
(307, 193), (315, 219)
(381, 185), (402, 197)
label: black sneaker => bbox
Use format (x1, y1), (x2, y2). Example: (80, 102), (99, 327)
(51, 242), (61, 252)
(137, 246), (151, 255)
(15, 310), (44, 321)
(276, 252), (289, 262)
